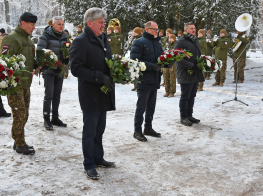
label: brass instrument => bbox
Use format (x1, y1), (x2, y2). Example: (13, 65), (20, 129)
(108, 18), (121, 28)
(233, 13), (252, 52)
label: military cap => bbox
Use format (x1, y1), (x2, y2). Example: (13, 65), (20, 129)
(220, 29), (227, 35)
(20, 12), (37, 23)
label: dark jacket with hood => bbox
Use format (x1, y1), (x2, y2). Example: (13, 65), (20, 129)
(130, 31), (163, 90)
(69, 26), (115, 112)
(174, 33), (205, 84)
(37, 26), (68, 75)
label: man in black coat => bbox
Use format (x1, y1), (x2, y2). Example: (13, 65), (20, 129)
(37, 16), (68, 130)
(130, 21), (163, 142)
(69, 8), (116, 180)
(174, 22), (204, 126)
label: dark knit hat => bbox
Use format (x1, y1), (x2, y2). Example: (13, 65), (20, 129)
(198, 29), (205, 36)
(115, 26), (121, 33)
(207, 30), (212, 35)
(20, 12), (37, 23)
(0, 28), (5, 34)
(220, 29), (227, 35)
(166, 28), (172, 34)
(169, 34), (176, 41)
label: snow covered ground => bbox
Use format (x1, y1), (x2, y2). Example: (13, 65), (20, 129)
(0, 56), (263, 196)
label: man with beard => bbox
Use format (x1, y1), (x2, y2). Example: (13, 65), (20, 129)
(174, 22), (204, 126)
(131, 21), (163, 142)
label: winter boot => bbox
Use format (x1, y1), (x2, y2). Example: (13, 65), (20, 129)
(188, 116), (200, 124)
(16, 145), (35, 155)
(197, 88), (203, 91)
(219, 82), (224, 87)
(13, 142), (34, 151)
(143, 128), (161, 137)
(212, 82), (219, 86)
(164, 93), (169, 97)
(51, 118), (67, 127)
(133, 132), (147, 142)
(44, 115), (53, 130)
(169, 94), (174, 97)
(180, 118), (193, 126)
(85, 168), (100, 180)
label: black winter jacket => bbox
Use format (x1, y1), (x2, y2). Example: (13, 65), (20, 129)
(69, 27), (115, 112)
(37, 26), (68, 75)
(174, 34), (205, 84)
(130, 31), (163, 89)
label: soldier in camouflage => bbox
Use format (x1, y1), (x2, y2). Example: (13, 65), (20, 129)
(163, 34), (177, 97)
(212, 29), (230, 87)
(197, 29), (207, 91)
(114, 26), (125, 55)
(232, 31), (249, 83)
(0, 12), (38, 155)
(107, 26), (117, 54)
(204, 30), (213, 80)
(75, 25), (83, 36)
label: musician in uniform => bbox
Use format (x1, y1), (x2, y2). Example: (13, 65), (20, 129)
(212, 29), (230, 87)
(232, 31), (249, 83)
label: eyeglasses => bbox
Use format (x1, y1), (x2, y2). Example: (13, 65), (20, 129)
(148, 28), (159, 32)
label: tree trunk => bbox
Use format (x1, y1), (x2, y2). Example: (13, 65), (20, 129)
(4, 0), (11, 33)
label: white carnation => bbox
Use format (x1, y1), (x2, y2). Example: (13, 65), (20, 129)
(19, 61), (25, 68)
(214, 64), (219, 72)
(0, 81), (8, 88)
(206, 60), (211, 67)
(50, 55), (54, 59)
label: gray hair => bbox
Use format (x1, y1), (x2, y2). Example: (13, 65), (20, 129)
(83, 7), (107, 27)
(52, 16), (63, 24)
(184, 22), (195, 30)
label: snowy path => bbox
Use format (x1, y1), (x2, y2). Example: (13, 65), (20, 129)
(0, 57), (263, 196)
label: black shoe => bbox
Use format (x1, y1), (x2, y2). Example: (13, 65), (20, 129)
(96, 160), (116, 168)
(51, 118), (67, 127)
(85, 168), (99, 180)
(0, 112), (11, 117)
(13, 142), (34, 151)
(143, 128), (161, 137)
(44, 117), (53, 130)
(16, 145), (35, 155)
(180, 118), (193, 126)
(188, 116), (200, 124)
(133, 132), (147, 142)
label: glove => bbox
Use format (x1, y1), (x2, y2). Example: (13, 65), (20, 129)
(213, 35), (218, 42)
(102, 75), (114, 91)
(163, 59), (176, 68)
(152, 64), (161, 71)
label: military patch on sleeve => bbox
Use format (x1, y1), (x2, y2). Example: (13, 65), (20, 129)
(2, 45), (9, 55)
(225, 42), (228, 45)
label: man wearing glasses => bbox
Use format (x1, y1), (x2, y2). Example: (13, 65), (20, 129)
(130, 21), (163, 142)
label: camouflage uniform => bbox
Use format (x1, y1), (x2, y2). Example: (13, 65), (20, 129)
(164, 41), (176, 94)
(212, 35), (230, 84)
(114, 32), (125, 55)
(0, 26), (37, 146)
(198, 36), (207, 90)
(107, 33), (117, 54)
(232, 33), (249, 82)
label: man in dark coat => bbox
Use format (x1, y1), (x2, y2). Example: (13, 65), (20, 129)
(174, 22), (204, 126)
(69, 7), (116, 180)
(37, 16), (68, 130)
(130, 21), (163, 142)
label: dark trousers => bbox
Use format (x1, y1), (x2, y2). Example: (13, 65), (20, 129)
(0, 96), (7, 114)
(179, 82), (198, 119)
(82, 110), (106, 170)
(134, 89), (157, 133)
(43, 74), (64, 118)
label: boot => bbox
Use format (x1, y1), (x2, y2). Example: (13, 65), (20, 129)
(96, 160), (116, 168)
(188, 116), (200, 124)
(161, 82), (165, 86)
(133, 132), (147, 142)
(163, 93), (169, 97)
(219, 82), (224, 87)
(238, 80), (243, 83)
(0, 112), (11, 117)
(212, 82), (219, 86)
(180, 118), (193, 126)
(143, 128), (161, 137)
(233, 80), (237, 83)
(44, 115), (53, 130)
(51, 118), (67, 127)
(169, 94), (174, 97)
(13, 142), (34, 151)
(16, 145), (35, 155)
(197, 88), (203, 91)
(85, 168), (99, 180)
(131, 83), (136, 91)
(206, 76), (210, 80)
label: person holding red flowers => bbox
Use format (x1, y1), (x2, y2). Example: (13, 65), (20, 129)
(173, 22), (204, 126)
(163, 34), (177, 97)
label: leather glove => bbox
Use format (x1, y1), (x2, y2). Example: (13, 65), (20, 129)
(163, 59), (176, 68)
(152, 64), (161, 71)
(102, 75), (114, 91)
